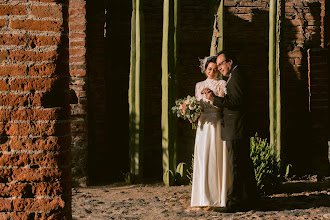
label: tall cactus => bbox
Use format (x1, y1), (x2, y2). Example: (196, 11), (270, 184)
(162, 0), (178, 173)
(269, 0), (281, 162)
(210, 0), (224, 56)
(129, 0), (144, 179)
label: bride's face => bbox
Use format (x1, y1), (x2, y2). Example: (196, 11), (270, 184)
(205, 62), (219, 79)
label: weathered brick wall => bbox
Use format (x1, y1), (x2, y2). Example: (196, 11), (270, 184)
(281, 0), (327, 175)
(0, 0), (71, 219)
(223, 0), (270, 138)
(69, 0), (88, 187)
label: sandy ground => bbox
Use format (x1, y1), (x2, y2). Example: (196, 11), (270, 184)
(72, 178), (330, 220)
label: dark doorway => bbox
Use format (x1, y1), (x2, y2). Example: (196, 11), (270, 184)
(87, 0), (131, 184)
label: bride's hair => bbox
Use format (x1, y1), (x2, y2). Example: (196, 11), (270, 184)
(199, 56), (217, 75)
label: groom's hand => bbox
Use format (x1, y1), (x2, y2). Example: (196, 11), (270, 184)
(204, 89), (215, 102)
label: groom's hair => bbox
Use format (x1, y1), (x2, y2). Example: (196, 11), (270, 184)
(217, 50), (239, 65)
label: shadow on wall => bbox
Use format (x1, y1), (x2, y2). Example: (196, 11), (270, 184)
(223, 2), (324, 176)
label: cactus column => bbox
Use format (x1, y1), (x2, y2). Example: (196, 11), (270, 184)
(269, 0), (281, 161)
(162, 0), (179, 173)
(210, 0), (224, 56)
(129, 0), (144, 179)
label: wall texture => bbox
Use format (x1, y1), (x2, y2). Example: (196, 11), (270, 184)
(67, 0), (329, 184)
(0, 0), (71, 218)
(69, 0), (88, 187)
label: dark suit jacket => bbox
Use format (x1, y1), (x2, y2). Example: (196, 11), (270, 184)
(213, 66), (248, 141)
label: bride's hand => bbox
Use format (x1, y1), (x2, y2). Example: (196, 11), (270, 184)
(201, 87), (210, 94)
(205, 90), (215, 102)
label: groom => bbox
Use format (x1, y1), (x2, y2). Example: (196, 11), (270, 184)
(204, 50), (258, 210)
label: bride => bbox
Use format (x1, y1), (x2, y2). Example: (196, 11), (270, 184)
(190, 56), (232, 208)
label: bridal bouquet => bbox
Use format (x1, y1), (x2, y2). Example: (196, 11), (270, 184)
(171, 95), (203, 129)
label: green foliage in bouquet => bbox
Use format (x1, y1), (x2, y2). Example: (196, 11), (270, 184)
(250, 133), (281, 194)
(171, 95), (203, 129)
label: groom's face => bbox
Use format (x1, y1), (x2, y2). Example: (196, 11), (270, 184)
(216, 54), (233, 77)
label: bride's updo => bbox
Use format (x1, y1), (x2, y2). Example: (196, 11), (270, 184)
(199, 56), (217, 75)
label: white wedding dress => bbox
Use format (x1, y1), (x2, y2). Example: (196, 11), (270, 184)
(191, 78), (232, 207)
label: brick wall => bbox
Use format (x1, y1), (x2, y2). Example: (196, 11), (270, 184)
(281, 0), (327, 174)
(69, 0), (88, 187)
(223, 0), (270, 139)
(308, 48), (328, 177)
(0, 0), (71, 218)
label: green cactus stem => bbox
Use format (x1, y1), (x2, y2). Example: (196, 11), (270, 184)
(129, 0), (145, 179)
(161, 0), (179, 174)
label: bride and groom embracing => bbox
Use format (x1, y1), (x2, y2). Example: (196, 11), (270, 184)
(190, 50), (258, 212)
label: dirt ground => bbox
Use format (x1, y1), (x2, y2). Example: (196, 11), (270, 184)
(72, 178), (330, 220)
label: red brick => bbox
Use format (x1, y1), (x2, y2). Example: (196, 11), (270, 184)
(29, 36), (61, 47)
(69, 8), (86, 17)
(10, 212), (36, 220)
(0, 5), (26, 16)
(31, 152), (70, 167)
(0, 34), (27, 46)
(11, 20), (64, 32)
(10, 50), (58, 62)
(70, 1), (86, 8)
(70, 63), (86, 71)
(13, 197), (65, 212)
(10, 78), (57, 91)
(69, 16), (86, 24)
(29, 122), (70, 136)
(33, 182), (65, 196)
(70, 70), (86, 76)
(69, 40), (85, 47)
(11, 136), (70, 151)
(30, 6), (63, 18)
(29, 93), (43, 106)
(35, 212), (71, 220)
(69, 24), (86, 32)
(69, 48), (86, 56)
(0, 65), (26, 77)
(0, 19), (7, 28)
(0, 94), (28, 107)
(29, 64), (57, 76)
(4, 123), (29, 136)
(30, 0), (66, 2)
(69, 32), (86, 39)
(0, 79), (9, 91)
(0, 154), (30, 167)
(10, 108), (69, 121)
(0, 168), (13, 182)
(0, 198), (11, 211)
(0, 183), (34, 197)
(69, 56), (85, 63)
(12, 167), (70, 182)
(0, 50), (9, 61)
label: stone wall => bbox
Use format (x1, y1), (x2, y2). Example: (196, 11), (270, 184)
(0, 0), (71, 218)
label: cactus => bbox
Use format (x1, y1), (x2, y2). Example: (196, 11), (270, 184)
(163, 170), (175, 186)
(269, 0), (281, 162)
(129, 0), (145, 179)
(124, 172), (136, 184)
(175, 162), (189, 185)
(161, 0), (178, 174)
